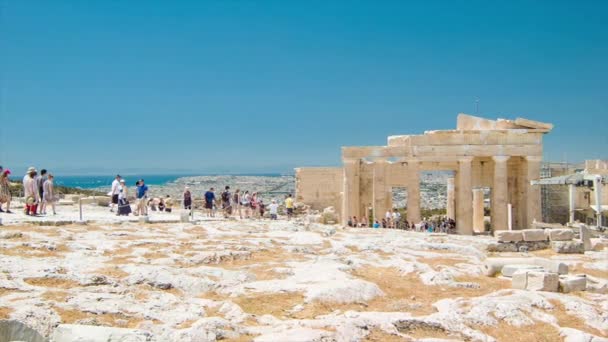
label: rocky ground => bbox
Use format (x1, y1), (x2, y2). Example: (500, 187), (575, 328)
(0, 205), (607, 341)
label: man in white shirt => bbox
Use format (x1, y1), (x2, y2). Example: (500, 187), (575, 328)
(110, 175), (121, 212)
(268, 199), (279, 220)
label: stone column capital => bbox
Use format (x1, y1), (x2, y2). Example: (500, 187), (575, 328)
(492, 155), (510, 163)
(458, 156), (474, 163)
(524, 155), (543, 162)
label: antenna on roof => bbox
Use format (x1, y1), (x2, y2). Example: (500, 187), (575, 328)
(475, 97), (480, 114)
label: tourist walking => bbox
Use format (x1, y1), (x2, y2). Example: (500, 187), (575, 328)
(110, 175), (121, 212)
(183, 187), (192, 210)
(285, 194), (294, 220)
(268, 199), (278, 220)
(117, 179), (132, 216)
(258, 198), (266, 218)
(250, 192), (259, 218)
(0, 169), (13, 213)
(164, 195), (173, 212)
(204, 187), (216, 217)
(23, 167), (39, 216)
(41, 174), (57, 215)
(136, 179), (149, 216)
(221, 186), (232, 217)
(233, 189), (242, 219)
(242, 191), (251, 218)
(37, 169), (48, 214)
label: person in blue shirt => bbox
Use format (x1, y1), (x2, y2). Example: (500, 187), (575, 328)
(136, 179), (149, 216)
(204, 187), (216, 217)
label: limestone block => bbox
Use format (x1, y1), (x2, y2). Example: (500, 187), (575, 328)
(580, 225), (592, 251)
(51, 324), (152, 342)
(522, 229), (547, 242)
(483, 257), (568, 276)
(138, 216), (150, 224)
(494, 230), (523, 242)
(544, 229), (574, 241)
(180, 211), (190, 223)
(512, 271), (529, 290)
(551, 241), (584, 254)
(502, 264), (544, 277)
(485, 242), (518, 252)
(526, 271), (559, 292)
(558, 275), (587, 293)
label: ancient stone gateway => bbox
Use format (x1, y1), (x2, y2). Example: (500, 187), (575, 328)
(295, 114), (553, 234)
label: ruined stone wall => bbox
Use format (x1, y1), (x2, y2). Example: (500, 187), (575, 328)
(294, 168), (343, 211)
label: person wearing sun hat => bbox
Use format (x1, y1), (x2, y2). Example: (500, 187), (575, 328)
(23, 167), (40, 215)
(0, 168), (12, 213)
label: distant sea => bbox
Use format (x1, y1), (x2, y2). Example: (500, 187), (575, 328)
(54, 174), (286, 189)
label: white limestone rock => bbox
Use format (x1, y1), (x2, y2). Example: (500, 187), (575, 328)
(559, 275), (587, 293)
(494, 230), (523, 242)
(502, 264), (544, 277)
(51, 324), (153, 342)
(521, 229), (547, 242)
(551, 241), (585, 254)
(544, 228), (574, 241)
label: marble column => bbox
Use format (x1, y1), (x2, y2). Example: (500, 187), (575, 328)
(568, 184), (576, 224)
(492, 156), (509, 231)
(446, 177), (455, 220)
(472, 188), (485, 233)
(525, 156), (542, 228)
(457, 157), (474, 235)
(406, 159), (421, 223)
(342, 159), (360, 225)
(372, 159), (388, 221)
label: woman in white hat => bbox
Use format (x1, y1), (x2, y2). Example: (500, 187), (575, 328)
(23, 167), (39, 215)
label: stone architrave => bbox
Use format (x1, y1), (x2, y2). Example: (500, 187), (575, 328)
(551, 241), (584, 254)
(472, 188), (485, 233)
(492, 156), (509, 231)
(457, 157), (474, 235)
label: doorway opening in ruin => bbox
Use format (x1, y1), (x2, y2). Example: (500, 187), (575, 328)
(419, 171), (454, 219)
(475, 186), (492, 233)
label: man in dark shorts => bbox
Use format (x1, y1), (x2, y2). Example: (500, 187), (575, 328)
(221, 186), (232, 218)
(110, 175), (121, 212)
(204, 187), (216, 217)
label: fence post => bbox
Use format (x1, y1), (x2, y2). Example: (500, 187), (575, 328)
(79, 197), (83, 221)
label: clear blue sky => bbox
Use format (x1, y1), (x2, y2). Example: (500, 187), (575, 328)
(1, 0), (606, 174)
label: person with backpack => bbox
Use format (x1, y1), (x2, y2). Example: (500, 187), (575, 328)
(204, 187), (216, 217)
(233, 189), (242, 219)
(221, 186), (232, 218)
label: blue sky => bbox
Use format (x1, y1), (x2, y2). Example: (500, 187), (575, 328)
(1, 0), (606, 174)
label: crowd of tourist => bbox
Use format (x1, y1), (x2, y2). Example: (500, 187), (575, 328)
(347, 210), (456, 233)
(0, 165), (57, 216)
(107, 174), (296, 220)
(0, 166), (456, 232)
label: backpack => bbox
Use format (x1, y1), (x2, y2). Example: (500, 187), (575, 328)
(221, 191), (230, 202)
